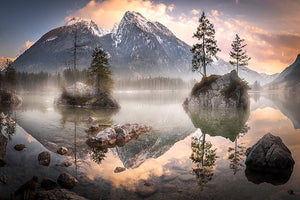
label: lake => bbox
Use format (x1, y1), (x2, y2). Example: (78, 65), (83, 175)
(0, 90), (299, 199)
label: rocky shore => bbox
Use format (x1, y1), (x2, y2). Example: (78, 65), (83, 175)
(55, 82), (120, 109)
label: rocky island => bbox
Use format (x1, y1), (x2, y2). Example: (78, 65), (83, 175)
(183, 70), (249, 109)
(55, 82), (119, 109)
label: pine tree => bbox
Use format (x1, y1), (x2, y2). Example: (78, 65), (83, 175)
(87, 47), (114, 94)
(229, 34), (251, 76)
(191, 12), (220, 77)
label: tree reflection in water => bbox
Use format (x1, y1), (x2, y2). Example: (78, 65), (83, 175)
(190, 133), (218, 190)
(89, 147), (108, 164)
(227, 124), (249, 175)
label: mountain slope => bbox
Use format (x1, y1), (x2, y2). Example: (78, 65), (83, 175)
(271, 54), (300, 85)
(12, 11), (277, 84)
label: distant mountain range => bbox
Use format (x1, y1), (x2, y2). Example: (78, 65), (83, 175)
(12, 11), (278, 85)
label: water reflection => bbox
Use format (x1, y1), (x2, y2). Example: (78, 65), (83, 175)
(89, 147), (108, 164)
(245, 167), (293, 185)
(265, 93), (300, 129)
(227, 139), (247, 175)
(184, 108), (250, 142)
(190, 134), (218, 190)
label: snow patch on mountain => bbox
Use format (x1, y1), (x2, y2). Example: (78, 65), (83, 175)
(45, 36), (58, 42)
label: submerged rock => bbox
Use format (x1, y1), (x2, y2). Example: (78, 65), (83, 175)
(41, 178), (57, 190)
(114, 166), (126, 173)
(55, 82), (120, 109)
(86, 123), (152, 148)
(57, 147), (68, 155)
(13, 176), (38, 200)
(38, 151), (51, 166)
(56, 160), (72, 167)
(136, 181), (158, 197)
(57, 173), (78, 189)
(183, 70), (249, 109)
(14, 144), (26, 151)
(36, 189), (87, 200)
(0, 158), (6, 167)
(245, 133), (295, 170)
(0, 174), (8, 184)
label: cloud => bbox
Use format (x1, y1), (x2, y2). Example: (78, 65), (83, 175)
(190, 9), (200, 15)
(67, 0), (175, 30)
(168, 4), (175, 12)
(19, 40), (34, 55)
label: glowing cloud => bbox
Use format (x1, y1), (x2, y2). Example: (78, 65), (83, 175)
(19, 40), (34, 55)
(67, 0), (175, 30)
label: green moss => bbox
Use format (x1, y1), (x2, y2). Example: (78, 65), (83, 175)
(221, 78), (249, 100)
(191, 75), (221, 96)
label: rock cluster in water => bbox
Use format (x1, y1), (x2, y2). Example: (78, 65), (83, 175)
(183, 70), (249, 109)
(55, 82), (120, 109)
(86, 123), (152, 148)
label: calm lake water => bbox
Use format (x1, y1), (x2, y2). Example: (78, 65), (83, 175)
(0, 90), (300, 199)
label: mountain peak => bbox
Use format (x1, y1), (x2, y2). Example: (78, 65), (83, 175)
(119, 11), (175, 37)
(66, 17), (105, 37)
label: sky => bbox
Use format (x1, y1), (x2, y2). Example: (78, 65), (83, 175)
(1, 0), (300, 74)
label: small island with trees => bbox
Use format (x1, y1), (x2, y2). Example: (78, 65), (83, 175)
(184, 12), (250, 110)
(55, 46), (119, 109)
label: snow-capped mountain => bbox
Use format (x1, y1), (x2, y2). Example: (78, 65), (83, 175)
(12, 11), (277, 84)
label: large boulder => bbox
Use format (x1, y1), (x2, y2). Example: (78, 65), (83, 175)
(245, 133), (295, 170)
(55, 82), (119, 109)
(86, 124), (152, 148)
(183, 70), (249, 109)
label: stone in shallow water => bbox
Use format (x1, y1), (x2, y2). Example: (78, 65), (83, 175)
(36, 189), (87, 200)
(57, 173), (78, 189)
(57, 147), (68, 155)
(38, 151), (51, 166)
(136, 181), (158, 197)
(41, 178), (57, 190)
(0, 174), (8, 184)
(0, 158), (6, 167)
(114, 166), (126, 173)
(13, 176), (38, 200)
(56, 160), (72, 167)
(86, 124), (152, 148)
(14, 144), (26, 151)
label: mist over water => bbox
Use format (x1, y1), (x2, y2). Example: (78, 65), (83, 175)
(1, 90), (300, 199)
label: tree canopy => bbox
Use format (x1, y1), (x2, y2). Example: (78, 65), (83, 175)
(229, 34), (251, 76)
(191, 12), (220, 77)
(87, 47), (114, 94)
